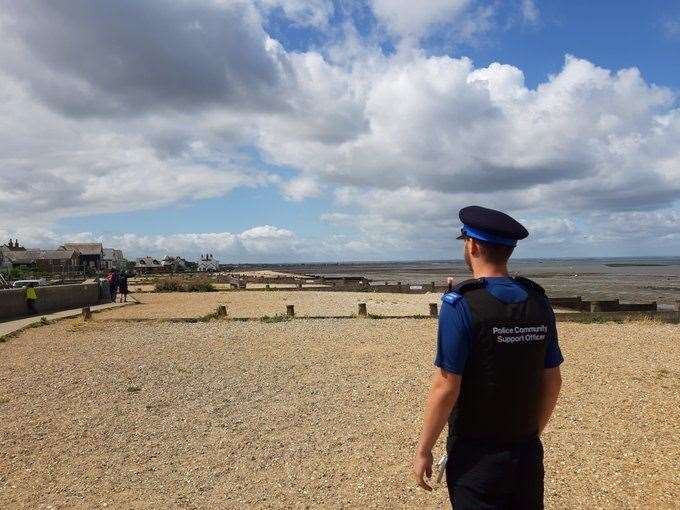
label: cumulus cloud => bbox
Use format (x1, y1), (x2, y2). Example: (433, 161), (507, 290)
(369, 0), (472, 39)
(281, 176), (322, 201)
(260, 54), (680, 219)
(257, 0), (334, 27)
(0, 71), (271, 222)
(0, 0), (291, 116)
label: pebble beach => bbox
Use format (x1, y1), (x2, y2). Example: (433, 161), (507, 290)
(0, 291), (678, 509)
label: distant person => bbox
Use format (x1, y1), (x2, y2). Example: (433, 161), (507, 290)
(106, 269), (118, 303)
(414, 206), (563, 510)
(117, 271), (129, 303)
(25, 282), (38, 315)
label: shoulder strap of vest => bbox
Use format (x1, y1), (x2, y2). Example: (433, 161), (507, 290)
(442, 278), (486, 306)
(453, 278), (487, 294)
(513, 276), (546, 295)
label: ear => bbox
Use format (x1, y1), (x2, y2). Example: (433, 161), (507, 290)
(469, 238), (480, 257)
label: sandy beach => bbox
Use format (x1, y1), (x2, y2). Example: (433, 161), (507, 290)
(1, 292), (678, 509)
(98, 291), (444, 319)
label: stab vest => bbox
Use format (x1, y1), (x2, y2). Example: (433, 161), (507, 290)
(447, 277), (551, 444)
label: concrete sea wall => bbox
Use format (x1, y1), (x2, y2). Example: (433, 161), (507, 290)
(0, 283), (107, 320)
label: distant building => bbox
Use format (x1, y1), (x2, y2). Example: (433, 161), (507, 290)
(162, 255), (187, 272)
(0, 249), (80, 273)
(2, 239), (26, 251)
(136, 256), (164, 274)
(61, 243), (104, 270)
(102, 248), (125, 270)
(197, 254), (219, 272)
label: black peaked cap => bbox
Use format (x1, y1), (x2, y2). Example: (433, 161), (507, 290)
(458, 206), (529, 240)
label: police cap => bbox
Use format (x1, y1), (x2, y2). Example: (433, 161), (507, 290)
(456, 206), (529, 247)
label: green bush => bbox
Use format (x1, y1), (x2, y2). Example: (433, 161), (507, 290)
(154, 278), (184, 292)
(185, 281), (216, 292)
(154, 278), (216, 292)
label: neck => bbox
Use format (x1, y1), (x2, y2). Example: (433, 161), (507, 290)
(472, 265), (509, 279)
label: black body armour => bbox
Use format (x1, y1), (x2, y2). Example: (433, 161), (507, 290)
(447, 277), (551, 445)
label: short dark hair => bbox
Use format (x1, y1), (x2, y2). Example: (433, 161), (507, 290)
(476, 239), (514, 265)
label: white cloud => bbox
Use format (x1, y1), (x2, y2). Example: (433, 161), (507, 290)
(369, 0), (472, 39)
(281, 176), (322, 201)
(520, 0), (539, 24)
(0, 73), (271, 222)
(662, 17), (680, 40)
(260, 53), (679, 217)
(256, 0), (334, 27)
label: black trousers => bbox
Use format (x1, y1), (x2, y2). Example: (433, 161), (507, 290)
(26, 299), (37, 315)
(446, 436), (544, 510)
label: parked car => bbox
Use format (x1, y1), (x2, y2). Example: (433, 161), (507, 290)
(12, 278), (48, 288)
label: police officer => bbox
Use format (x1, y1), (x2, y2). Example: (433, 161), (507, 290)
(413, 205), (563, 510)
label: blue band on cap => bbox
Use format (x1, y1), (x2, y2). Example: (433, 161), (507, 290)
(461, 225), (517, 247)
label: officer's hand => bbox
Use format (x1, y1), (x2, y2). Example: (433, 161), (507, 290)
(413, 450), (433, 491)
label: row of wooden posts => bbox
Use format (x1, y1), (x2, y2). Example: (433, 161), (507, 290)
(219, 302), (440, 319)
(80, 301), (680, 322)
(78, 302), (440, 321)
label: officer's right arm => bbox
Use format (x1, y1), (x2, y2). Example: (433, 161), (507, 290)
(414, 295), (471, 491)
(538, 306), (563, 433)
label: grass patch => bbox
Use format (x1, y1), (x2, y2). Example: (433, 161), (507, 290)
(260, 314), (292, 323)
(25, 317), (51, 328)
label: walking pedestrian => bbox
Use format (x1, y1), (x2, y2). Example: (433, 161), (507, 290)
(106, 269), (118, 303)
(414, 205), (563, 509)
(118, 270), (129, 303)
(25, 282), (38, 315)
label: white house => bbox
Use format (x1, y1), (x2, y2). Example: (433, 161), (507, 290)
(197, 254), (219, 272)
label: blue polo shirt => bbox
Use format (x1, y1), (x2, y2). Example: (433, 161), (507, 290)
(435, 277), (564, 375)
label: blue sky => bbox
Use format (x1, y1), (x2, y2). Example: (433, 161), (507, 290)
(0, 0), (678, 262)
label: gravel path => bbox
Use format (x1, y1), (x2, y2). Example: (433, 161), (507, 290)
(0, 318), (678, 509)
(99, 291), (443, 319)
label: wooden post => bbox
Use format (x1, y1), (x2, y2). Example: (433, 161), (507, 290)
(429, 303), (438, 317)
(286, 304), (295, 317)
(217, 305), (227, 317)
(430, 282), (436, 292)
(297, 282), (303, 290)
(590, 301), (603, 313)
(81, 307), (92, 320)
(358, 303), (367, 317)
(397, 281), (402, 292)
